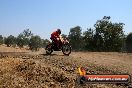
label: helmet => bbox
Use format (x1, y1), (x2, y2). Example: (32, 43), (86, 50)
(57, 29), (61, 34)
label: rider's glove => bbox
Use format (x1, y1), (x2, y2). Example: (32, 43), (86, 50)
(57, 38), (60, 41)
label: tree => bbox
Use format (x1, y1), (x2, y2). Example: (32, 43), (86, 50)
(41, 39), (50, 48)
(16, 34), (28, 48)
(68, 26), (82, 50)
(29, 35), (42, 51)
(5, 35), (16, 47)
(0, 35), (3, 45)
(126, 33), (132, 53)
(83, 28), (94, 51)
(94, 16), (124, 51)
(16, 29), (33, 48)
(22, 29), (33, 38)
(61, 34), (67, 38)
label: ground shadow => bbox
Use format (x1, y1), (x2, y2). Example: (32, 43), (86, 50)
(39, 53), (68, 56)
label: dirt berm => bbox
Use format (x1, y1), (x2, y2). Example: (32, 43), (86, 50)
(0, 48), (132, 88)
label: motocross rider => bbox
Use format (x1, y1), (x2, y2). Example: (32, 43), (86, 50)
(50, 29), (62, 49)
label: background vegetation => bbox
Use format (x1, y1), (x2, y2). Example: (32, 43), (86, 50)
(0, 16), (131, 52)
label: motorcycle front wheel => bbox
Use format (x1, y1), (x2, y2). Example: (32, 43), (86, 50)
(62, 44), (71, 55)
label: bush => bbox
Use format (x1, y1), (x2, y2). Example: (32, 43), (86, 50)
(5, 35), (16, 47)
(29, 35), (42, 51)
(0, 35), (3, 45)
(126, 33), (132, 53)
(16, 34), (29, 48)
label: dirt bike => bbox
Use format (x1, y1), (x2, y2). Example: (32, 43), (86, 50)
(45, 36), (71, 55)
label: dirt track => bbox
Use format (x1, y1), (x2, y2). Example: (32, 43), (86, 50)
(0, 48), (132, 88)
(71, 52), (132, 74)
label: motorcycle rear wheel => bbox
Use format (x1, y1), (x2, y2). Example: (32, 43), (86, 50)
(45, 44), (53, 55)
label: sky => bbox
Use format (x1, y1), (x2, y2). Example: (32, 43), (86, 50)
(0, 0), (131, 39)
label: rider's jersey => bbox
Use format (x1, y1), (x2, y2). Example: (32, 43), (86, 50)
(51, 31), (60, 40)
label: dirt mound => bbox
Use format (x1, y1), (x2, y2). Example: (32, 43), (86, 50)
(0, 58), (75, 88)
(0, 56), (127, 88)
(0, 50), (131, 88)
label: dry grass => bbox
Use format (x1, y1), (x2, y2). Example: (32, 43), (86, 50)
(0, 45), (29, 52)
(0, 45), (131, 88)
(0, 58), (75, 88)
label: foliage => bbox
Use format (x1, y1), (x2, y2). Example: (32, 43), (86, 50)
(29, 35), (42, 51)
(83, 28), (94, 51)
(68, 16), (125, 52)
(16, 29), (33, 48)
(68, 26), (82, 50)
(0, 35), (3, 45)
(61, 34), (67, 38)
(5, 35), (16, 47)
(126, 32), (132, 53)
(16, 34), (28, 48)
(93, 16), (124, 51)
(1, 16), (126, 52)
(22, 29), (33, 38)
(41, 39), (50, 48)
